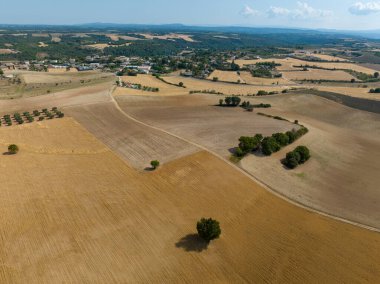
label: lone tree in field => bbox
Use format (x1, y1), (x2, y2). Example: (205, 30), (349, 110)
(196, 218), (221, 243)
(150, 160), (160, 170)
(8, 144), (19, 154)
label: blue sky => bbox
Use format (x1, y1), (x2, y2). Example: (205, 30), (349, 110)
(0, 0), (379, 30)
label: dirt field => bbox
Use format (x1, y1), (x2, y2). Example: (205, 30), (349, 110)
(284, 69), (357, 81)
(106, 34), (142, 41)
(86, 43), (131, 50)
(0, 48), (17, 54)
(115, 93), (299, 157)
(0, 118), (378, 282)
(65, 102), (199, 169)
(238, 93), (380, 228)
(207, 70), (243, 83)
(139, 33), (195, 42)
(239, 71), (292, 85)
(118, 75), (188, 96)
(162, 75), (292, 95)
(235, 58), (378, 75)
(38, 42), (48, 47)
(316, 85), (379, 100)
(308, 54), (349, 62)
(114, 90), (380, 229)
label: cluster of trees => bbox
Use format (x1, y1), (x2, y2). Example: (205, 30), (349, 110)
(250, 62), (282, 78)
(257, 90), (279, 96)
(369, 88), (380, 93)
(252, 103), (271, 108)
(121, 82), (159, 92)
(235, 127), (309, 158)
(219, 96), (241, 107)
(189, 90), (224, 95)
(283, 146), (311, 169)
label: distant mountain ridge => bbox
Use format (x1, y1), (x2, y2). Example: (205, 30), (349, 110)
(0, 23), (379, 39)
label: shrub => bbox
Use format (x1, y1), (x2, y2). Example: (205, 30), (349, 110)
(283, 146), (310, 169)
(284, 151), (301, 169)
(294, 146), (311, 164)
(196, 218), (221, 242)
(261, 137), (281, 156)
(212, 77), (219, 82)
(257, 90), (268, 96)
(179, 82), (184, 87)
(8, 144), (19, 154)
(150, 160), (160, 169)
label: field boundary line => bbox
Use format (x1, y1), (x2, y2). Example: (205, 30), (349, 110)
(109, 93), (380, 233)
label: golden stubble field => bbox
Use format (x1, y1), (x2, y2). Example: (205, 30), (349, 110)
(114, 91), (380, 229)
(0, 118), (379, 283)
(235, 57), (378, 74)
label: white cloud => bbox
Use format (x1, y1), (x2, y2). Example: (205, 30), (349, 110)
(267, 2), (333, 19)
(240, 5), (260, 17)
(349, 2), (380, 15)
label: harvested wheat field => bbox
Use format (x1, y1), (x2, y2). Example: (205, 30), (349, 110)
(162, 75), (292, 95)
(315, 85), (379, 100)
(20, 71), (112, 84)
(106, 34), (141, 41)
(117, 74), (188, 96)
(0, 117), (379, 283)
(139, 33), (195, 42)
(237, 93), (380, 228)
(207, 70), (243, 83)
(114, 91), (380, 229)
(114, 93), (299, 156)
(65, 102), (198, 169)
(308, 53), (349, 62)
(284, 69), (357, 81)
(207, 70), (292, 85)
(0, 49), (17, 54)
(239, 71), (292, 85)
(235, 58), (378, 74)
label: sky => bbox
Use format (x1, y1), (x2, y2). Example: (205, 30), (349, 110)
(0, 0), (379, 30)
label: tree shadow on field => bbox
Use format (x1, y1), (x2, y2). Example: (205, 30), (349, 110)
(175, 234), (209, 252)
(144, 167), (154, 172)
(3, 152), (14, 155)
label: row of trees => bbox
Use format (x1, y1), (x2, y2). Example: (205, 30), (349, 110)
(235, 127), (309, 158)
(369, 88), (380, 93)
(218, 96), (241, 107)
(283, 146), (311, 169)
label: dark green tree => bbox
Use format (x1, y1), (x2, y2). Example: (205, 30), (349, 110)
(150, 160), (160, 170)
(8, 144), (19, 154)
(261, 137), (281, 156)
(294, 146), (310, 164)
(196, 218), (221, 243)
